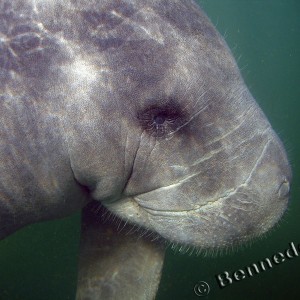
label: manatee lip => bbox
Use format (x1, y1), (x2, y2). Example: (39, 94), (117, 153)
(133, 183), (289, 217)
(132, 192), (224, 216)
(132, 182), (248, 217)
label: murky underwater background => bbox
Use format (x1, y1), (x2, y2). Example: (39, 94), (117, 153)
(0, 1), (299, 299)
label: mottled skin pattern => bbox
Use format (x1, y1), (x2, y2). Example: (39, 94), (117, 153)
(0, 0), (292, 299)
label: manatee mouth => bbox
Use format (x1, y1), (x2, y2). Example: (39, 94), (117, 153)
(105, 135), (291, 249)
(106, 178), (290, 250)
(131, 136), (290, 218)
(133, 187), (237, 217)
(105, 125), (291, 249)
(133, 175), (291, 217)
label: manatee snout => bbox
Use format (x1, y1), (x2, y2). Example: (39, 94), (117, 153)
(217, 133), (291, 246)
(250, 134), (291, 203)
(109, 156), (291, 251)
(106, 99), (292, 250)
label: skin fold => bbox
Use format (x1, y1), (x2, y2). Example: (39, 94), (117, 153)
(0, 0), (292, 299)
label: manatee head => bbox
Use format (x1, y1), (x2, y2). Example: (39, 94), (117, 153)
(55, 1), (291, 249)
(0, 0), (291, 250)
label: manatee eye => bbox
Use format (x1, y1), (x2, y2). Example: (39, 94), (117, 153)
(154, 114), (166, 125)
(137, 102), (186, 138)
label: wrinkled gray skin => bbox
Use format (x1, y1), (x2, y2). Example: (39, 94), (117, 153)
(0, 0), (292, 299)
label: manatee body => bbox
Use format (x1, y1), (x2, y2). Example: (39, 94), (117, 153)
(0, 0), (291, 299)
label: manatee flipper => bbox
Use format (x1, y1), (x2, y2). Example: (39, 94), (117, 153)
(76, 202), (165, 300)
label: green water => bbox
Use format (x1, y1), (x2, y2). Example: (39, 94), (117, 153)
(0, 1), (299, 299)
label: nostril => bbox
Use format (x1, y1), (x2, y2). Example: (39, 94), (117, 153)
(278, 179), (290, 199)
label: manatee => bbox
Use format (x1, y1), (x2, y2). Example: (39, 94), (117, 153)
(0, 0), (292, 299)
